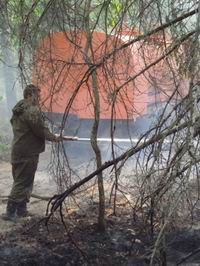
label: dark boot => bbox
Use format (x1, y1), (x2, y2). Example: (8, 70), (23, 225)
(16, 201), (28, 217)
(2, 200), (17, 221)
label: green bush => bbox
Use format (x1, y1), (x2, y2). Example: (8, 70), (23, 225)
(0, 142), (9, 152)
(0, 133), (11, 161)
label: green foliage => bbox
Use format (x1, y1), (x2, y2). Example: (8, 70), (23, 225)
(0, 133), (10, 161)
(89, 0), (124, 29)
(4, 0), (48, 48)
(0, 142), (8, 153)
(0, 110), (11, 160)
(107, 0), (123, 27)
(87, 0), (140, 32)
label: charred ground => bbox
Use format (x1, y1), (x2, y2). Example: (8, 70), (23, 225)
(1, 202), (200, 266)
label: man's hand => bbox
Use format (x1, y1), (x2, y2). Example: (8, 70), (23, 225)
(54, 134), (62, 142)
(62, 135), (79, 141)
(54, 134), (79, 142)
(71, 136), (79, 141)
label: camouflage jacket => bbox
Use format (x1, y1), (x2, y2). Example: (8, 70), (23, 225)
(11, 99), (56, 163)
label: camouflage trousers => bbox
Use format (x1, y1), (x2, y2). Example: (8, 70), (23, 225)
(9, 156), (39, 203)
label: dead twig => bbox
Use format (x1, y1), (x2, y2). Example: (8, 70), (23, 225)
(176, 247), (200, 265)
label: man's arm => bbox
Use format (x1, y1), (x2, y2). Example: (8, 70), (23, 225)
(25, 106), (59, 141)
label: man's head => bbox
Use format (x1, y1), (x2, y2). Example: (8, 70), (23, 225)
(23, 84), (41, 106)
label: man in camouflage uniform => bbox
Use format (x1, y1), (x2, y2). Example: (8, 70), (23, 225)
(2, 84), (60, 220)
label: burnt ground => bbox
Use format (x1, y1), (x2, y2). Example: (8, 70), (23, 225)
(1, 147), (200, 265)
(1, 205), (200, 266)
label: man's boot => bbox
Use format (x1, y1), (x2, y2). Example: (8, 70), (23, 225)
(16, 201), (28, 217)
(2, 200), (17, 221)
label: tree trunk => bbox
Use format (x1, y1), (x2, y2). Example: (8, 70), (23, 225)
(83, 0), (106, 231)
(90, 70), (106, 232)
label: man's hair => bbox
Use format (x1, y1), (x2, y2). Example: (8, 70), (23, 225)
(23, 84), (40, 99)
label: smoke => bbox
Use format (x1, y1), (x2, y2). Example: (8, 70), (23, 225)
(0, 59), (22, 142)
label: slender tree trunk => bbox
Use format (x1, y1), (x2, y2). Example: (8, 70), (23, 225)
(83, 0), (105, 231)
(90, 70), (106, 232)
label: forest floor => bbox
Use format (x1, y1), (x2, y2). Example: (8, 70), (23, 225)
(1, 146), (200, 265)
